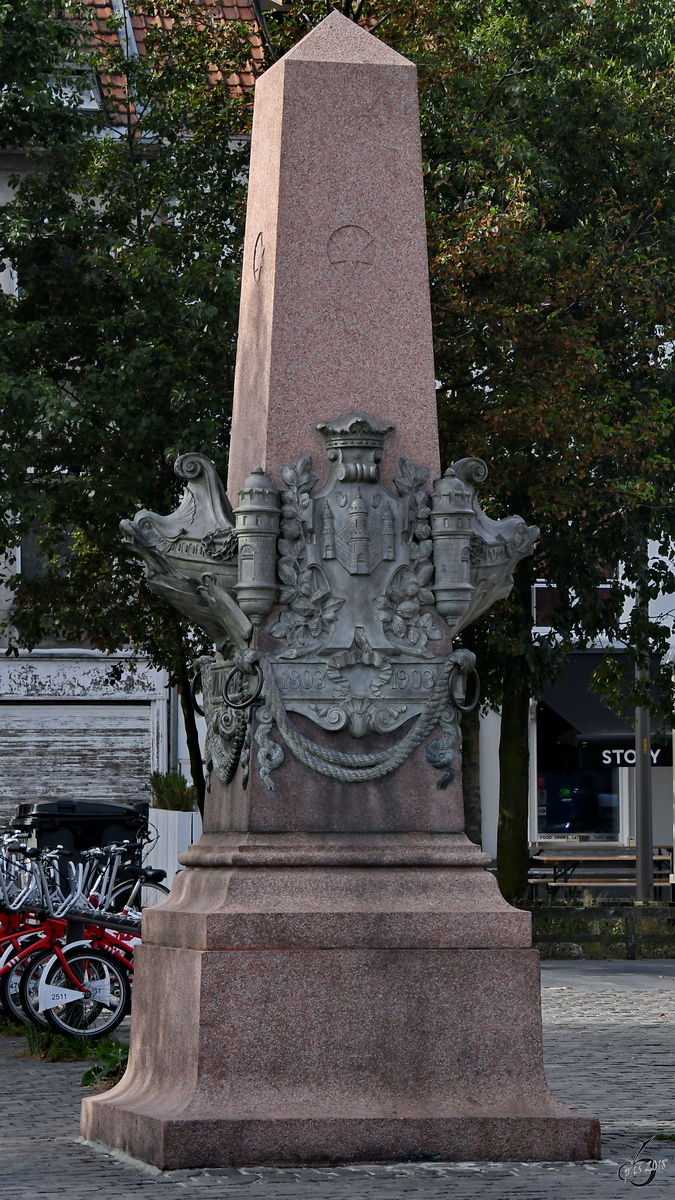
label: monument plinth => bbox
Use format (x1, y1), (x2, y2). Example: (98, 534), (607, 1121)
(81, 11), (600, 1168)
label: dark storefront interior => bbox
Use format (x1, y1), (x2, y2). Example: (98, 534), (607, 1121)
(537, 653), (671, 842)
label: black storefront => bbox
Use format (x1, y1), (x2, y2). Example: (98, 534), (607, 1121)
(536, 652), (672, 844)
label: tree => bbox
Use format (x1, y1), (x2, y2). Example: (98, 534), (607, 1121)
(0, 0), (86, 149)
(4, 0), (675, 857)
(267, 0), (675, 898)
(0, 0), (259, 810)
(414, 0), (675, 899)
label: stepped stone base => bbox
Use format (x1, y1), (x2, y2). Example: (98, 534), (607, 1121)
(82, 1113), (599, 1172)
(81, 835), (600, 1169)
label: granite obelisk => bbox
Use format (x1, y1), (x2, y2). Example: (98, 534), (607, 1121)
(82, 12), (600, 1168)
(227, 11), (440, 499)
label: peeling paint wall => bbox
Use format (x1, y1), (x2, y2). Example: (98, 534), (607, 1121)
(0, 653), (169, 825)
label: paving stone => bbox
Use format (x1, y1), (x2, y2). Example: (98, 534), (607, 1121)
(2, 968), (675, 1199)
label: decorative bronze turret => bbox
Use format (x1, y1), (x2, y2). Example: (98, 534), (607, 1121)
(321, 501), (335, 560)
(348, 487), (369, 574)
(233, 467), (279, 624)
(430, 467), (475, 629)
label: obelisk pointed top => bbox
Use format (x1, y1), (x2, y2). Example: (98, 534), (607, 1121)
(229, 1), (439, 499)
(284, 9), (413, 67)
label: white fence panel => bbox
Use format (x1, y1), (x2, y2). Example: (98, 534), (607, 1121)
(147, 808), (202, 883)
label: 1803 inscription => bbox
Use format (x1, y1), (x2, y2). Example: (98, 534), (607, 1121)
(277, 666), (327, 692)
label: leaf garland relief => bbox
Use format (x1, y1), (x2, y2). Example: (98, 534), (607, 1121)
(271, 454), (442, 654)
(375, 457), (441, 654)
(271, 455), (344, 649)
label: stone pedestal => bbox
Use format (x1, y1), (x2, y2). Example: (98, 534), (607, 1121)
(81, 832), (599, 1167)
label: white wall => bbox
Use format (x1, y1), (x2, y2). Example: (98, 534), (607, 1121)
(147, 808), (203, 882)
(652, 766), (673, 845)
(175, 700), (206, 782)
(479, 708), (501, 861)
(0, 548), (18, 644)
(1, 151), (30, 300)
(0, 652), (169, 824)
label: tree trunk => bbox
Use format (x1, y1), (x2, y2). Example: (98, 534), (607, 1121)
(497, 682), (530, 904)
(461, 704), (482, 846)
(175, 658), (206, 817)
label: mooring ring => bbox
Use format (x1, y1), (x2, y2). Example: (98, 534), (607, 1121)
(190, 671), (205, 717)
(223, 662), (264, 710)
(449, 665), (480, 713)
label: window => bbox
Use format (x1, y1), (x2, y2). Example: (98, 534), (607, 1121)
(536, 768), (620, 841)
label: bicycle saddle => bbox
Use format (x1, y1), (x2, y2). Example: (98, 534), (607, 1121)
(125, 866), (167, 883)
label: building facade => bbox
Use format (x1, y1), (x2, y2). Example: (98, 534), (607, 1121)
(479, 568), (674, 863)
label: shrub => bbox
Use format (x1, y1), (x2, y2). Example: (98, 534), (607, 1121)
(149, 770), (196, 811)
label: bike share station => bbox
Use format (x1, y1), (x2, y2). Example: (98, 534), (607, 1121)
(0, 799), (167, 1034)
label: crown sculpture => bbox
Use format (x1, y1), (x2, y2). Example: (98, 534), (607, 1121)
(122, 413), (538, 794)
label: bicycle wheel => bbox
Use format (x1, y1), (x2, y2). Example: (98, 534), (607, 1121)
(0, 938), (50, 1027)
(109, 880), (169, 911)
(0, 936), (30, 1020)
(91, 939), (134, 1015)
(42, 947), (130, 1038)
(17, 947), (61, 1028)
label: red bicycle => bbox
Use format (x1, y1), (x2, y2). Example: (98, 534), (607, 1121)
(0, 835), (158, 1037)
(1, 914), (135, 1035)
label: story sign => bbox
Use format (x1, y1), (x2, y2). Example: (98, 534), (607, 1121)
(579, 740), (672, 768)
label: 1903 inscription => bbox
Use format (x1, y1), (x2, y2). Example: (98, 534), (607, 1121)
(391, 667), (436, 692)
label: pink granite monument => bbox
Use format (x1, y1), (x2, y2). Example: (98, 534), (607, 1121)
(226, 10), (440, 500)
(81, 11), (600, 1168)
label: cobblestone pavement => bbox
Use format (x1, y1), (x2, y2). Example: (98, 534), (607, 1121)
(1, 962), (675, 1200)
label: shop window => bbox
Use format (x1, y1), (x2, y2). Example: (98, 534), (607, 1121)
(537, 769), (620, 841)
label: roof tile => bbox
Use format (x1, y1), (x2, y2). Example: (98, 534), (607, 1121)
(84, 0), (262, 98)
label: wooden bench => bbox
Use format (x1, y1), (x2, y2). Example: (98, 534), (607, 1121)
(531, 878), (672, 888)
(528, 847), (673, 897)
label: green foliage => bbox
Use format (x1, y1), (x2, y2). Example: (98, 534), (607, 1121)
(418, 0), (675, 709)
(533, 908), (675, 959)
(0, 1), (255, 802)
(0, 5), (248, 663)
(149, 769), (196, 810)
(0, 1015), (25, 1036)
(81, 1040), (129, 1085)
(4, 0), (675, 845)
(0, 0), (89, 149)
(22, 1025), (124, 1060)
